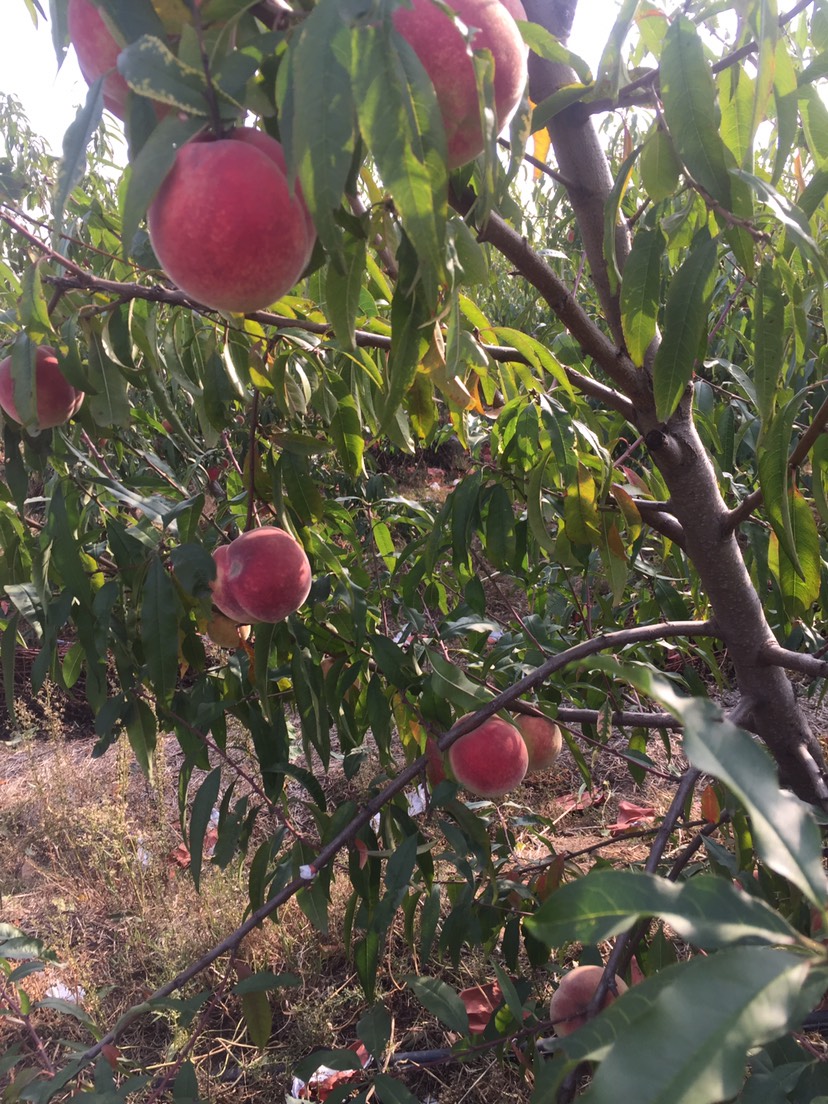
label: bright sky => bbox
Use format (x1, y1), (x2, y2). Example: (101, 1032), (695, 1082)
(1, 1), (620, 156)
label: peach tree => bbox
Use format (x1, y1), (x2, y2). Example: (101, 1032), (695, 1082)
(2, 0), (828, 1100)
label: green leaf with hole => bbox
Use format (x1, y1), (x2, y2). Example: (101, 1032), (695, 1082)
(653, 235), (717, 421)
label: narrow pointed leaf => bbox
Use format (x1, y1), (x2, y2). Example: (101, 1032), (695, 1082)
(757, 390), (808, 576)
(753, 262), (786, 423)
(767, 488), (821, 620)
(652, 236), (717, 421)
(621, 226), (664, 364)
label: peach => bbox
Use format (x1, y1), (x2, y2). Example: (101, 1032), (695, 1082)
(147, 128), (316, 314)
(211, 527), (312, 624)
(205, 612), (251, 649)
(515, 714), (562, 773)
(549, 965), (628, 1037)
(67, 0), (131, 119)
(393, 0), (528, 168)
(0, 345), (84, 430)
(447, 714), (528, 798)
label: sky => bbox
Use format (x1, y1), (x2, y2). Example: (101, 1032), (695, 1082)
(0, 1), (620, 156)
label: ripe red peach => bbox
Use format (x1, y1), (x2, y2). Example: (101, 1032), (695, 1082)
(549, 965), (628, 1037)
(0, 346), (84, 430)
(393, 0), (528, 168)
(211, 527), (312, 624)
(67, 0), (131, 119)
(147, 128), (316, 314)
(448, 714), (528, 798)
(515, 714), (563, 773)
(206, 613), (251, 649)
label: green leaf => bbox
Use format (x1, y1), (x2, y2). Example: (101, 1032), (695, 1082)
(358, 1003), (392, 1064)
(188, 767), (221, 891)
(241, 988), (272, 1050)
(427, 651), (489, 713)
(566, 948), (822, 1104)
(753, 261), (786, 424)
(758, 390), (808, 576)
(117, 35), (212, 115)
(405, 975), (470, 1035)
(140, 556), (181, 705)
(812, 434), (828, 528)
(639, 127), (681, 202)
(660, 16), (735, 207)
(82, 327), (131, 427)
(283, 0), (356, 263)
(516, 22), (592, 84)
(652, 235), (717, 421)
(372, 1075), (421, 1104)
(680, 699), (826, 909)
(767, 488), (821, 620)
(121, 113), (205, 259)
(351, 20), (447, 286)
(328, 378), (364, 478)
(326, 232), (367, 350)
(381, 234), (433, 430)
(620, 226), (664, 365)
(525, 869), (802, 950)
(604, 143), (641, 295)
(733, 169), (826, 275)
(52, 80), (103, 241)
(124, 699), (157, 780)
(564, 464), (600, 547)
(494, 327), (574, 398)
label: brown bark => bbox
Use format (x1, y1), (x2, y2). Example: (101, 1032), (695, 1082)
(516, 0), (828, 805)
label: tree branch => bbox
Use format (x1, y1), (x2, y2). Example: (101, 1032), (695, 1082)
(759, 641), (828, 680)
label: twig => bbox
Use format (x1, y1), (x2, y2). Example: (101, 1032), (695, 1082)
(759, 641), (828, 680)
(497, 137), (572, 187)
(0, 972), (57, 1076)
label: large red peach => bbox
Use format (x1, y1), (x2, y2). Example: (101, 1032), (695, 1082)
(147, 128), (316, 314)
(549, 965), (628, 1037)
(67, 0), (131, 119)
(0, 346), (84, 430)
(211, 527), (312, 624)
(448, 714), (528, 798)
(515, 714), (562, 773)
(393, 0), (528, 168)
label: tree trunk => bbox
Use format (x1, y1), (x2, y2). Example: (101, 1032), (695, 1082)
(519, 0), (828, 806)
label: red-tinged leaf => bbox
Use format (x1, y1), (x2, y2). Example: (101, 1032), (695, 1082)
(354, 838), (369, 870)
(701, 784), (721, 824)
(621, 466), (652, 496)
(168, 842), (191, 869)
(101, 1044), (120, 1070)
(557, 790), (606, 813)
(459, 981), (503, 1035)
(534, 855), (565, 901)
(608, 799), (658, 836)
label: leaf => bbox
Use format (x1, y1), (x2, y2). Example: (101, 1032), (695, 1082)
(372, 1074), (422, 1104)
(357, 1002), (391, 1064)
(565, 948), (822, 1104)
(652, 235), (717, 421)
(621, 226), (664, 365)
(280, 4), (354, 266)
(117, 35), (212, 115)
(604, 143), (641, 295)
(124, 699), (157, 781)
(188, 767), (221, 891)
(660, 16), (735, 207)
(525, 869), (801, 950)
(733, 169), (826, 275)
(753, 261), (787, 424)
(81, 327), (131, 427)
(241, 988), (272, 1050)
(679, 699), (826, 909)
(140, 556), (181, 706)
(608, 799), (657, 836)
(327, 378), (364, 478)
(758, 390), (809, 576)
(427, 650), (489, 713)
(493, 327), (574, 397)
(639, 127), (681, 202)
(767, 489), (821, 621)
(405, 975), (470, 1035)
(326, 232), (367, 350)
(351, 20), (447, 286)
(381, 234), (433, 430)
(564, 464), (600, 547)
